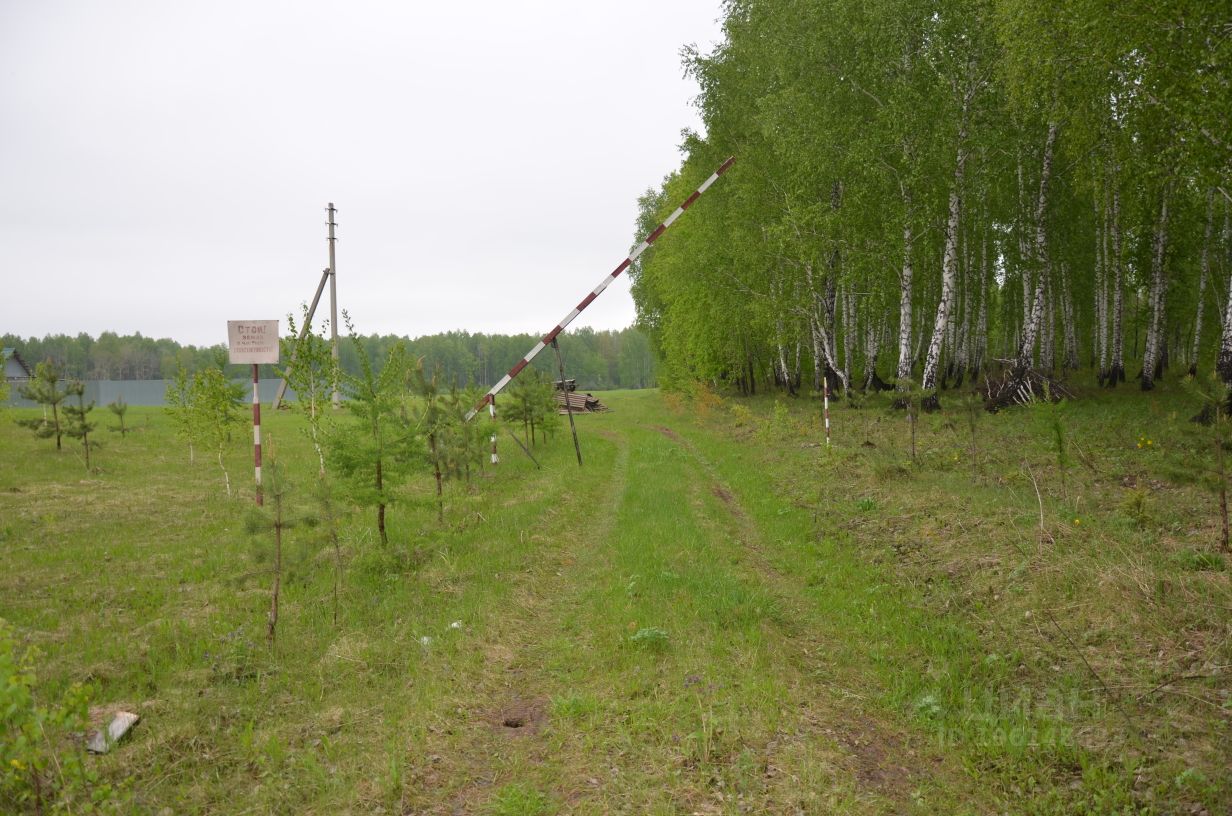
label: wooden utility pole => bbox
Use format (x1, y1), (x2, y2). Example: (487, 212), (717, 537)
(327, 203), (340, 408)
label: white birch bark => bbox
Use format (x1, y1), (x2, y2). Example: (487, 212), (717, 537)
(1190, 189), (1214, 375)
(896, 188), (915, 384)
(863, 319), (883, 390)
(1016, 121), (1059, 374)
(955, 223), (974, 386)
(974, 228), (989, 377)
(1141, 185), (1172, 390)
(921, 101), (970, 401)
(1016, 153), (1033, 331)
(1218, 200), (1232, 385)
(1095, 182), (1109, 381)
(841, 287), (855, 393)
(803, 261), (847, 393)
(1061, 263), (1078, 370)
(1109, 186), (1126, 384)
(1040, 274), (1055, 373)
(793, 340), (802, 392)
(1212, 251), (1232, 389)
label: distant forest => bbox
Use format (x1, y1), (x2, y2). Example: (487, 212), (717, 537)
(1, 326), (656, 391)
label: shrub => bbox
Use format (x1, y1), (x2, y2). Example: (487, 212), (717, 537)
(1, 622), (119, 813)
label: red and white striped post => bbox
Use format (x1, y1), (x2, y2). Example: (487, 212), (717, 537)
(253, 364), (263, 506)
(489, 398), (499, 465)
(465, 156), (736, 421)
(227, 320), (278, 506)
(823, 380), (831, 447)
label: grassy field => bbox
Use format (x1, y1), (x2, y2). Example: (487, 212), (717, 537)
(1, 383), (1229, 814)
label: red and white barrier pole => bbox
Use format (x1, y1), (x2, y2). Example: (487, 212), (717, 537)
(253, 364), (263, 506)
(823, 380), (831, 447)
(489, 397), (499, 464)
(465, 156), (736, 420)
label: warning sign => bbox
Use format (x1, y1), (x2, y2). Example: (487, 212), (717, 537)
(227, 320), (280, 364)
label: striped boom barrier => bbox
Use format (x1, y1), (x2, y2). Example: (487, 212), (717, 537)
(465, 156), (736, 421)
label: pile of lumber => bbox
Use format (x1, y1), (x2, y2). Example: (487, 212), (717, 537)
(555, 391), (607, 414)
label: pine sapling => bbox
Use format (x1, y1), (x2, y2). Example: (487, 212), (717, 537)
(244, 436), (296, 646)
(16, 361), (69, 451)
(326, 312), (417, 547)
(62, 381), (97, 471)
(107, 396), (131, 438)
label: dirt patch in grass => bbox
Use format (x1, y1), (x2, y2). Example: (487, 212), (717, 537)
(834, 716), (919, 798)
(490, 697), (547, 737)
(655, 425), (682, 442)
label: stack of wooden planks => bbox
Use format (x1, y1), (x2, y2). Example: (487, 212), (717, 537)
(554, 391), (607, 414)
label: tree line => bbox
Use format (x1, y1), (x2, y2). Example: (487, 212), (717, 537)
(630, 0), (1229, 404)
(1, 326), (656, 391)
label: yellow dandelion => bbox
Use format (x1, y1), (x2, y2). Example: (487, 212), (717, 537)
(10, 758), (23, 771)
(1073, 518), (1081, 525)
(1137, 443), (1143, 449)
(1146, 440), (1153, 446)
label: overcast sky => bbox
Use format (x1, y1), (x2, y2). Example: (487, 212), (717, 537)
(0, 1), (724, 347)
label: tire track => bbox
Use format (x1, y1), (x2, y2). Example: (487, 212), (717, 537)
(650, 420), (986, 812)
(403, 430), (631, 814)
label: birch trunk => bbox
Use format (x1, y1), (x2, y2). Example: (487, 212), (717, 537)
(811, 317), (824, 393)
(1040, 275), (1055, 373)
(840, 286), (855, 394)
(973, 229), (988, 378)
(1218, 203), (1232, 387)
(1061, 263), (1078, 370)
(863, 320), (883, 390)
(1095, 183), (1109, 382)
(954, 225), (974, 387)
(803, 262), (847, 393)
(218, 448), (231, 499)
(793, 340), (802, 392)
(920, 102), (969, 405)
(1141, 185), (1171, 390)
(947, 270), (962, 386)
(1016, 121), (1058, 375)
(1016, 153), (1033, 330)
(1190, 189), (1214, 376)
(896, 188), (914, 385)
(1109, 186), (1126, 385)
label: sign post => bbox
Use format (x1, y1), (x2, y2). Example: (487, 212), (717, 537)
(227, 320), (280, 506)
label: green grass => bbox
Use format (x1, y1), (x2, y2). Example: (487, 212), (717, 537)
(1, 382), (1229, 813)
